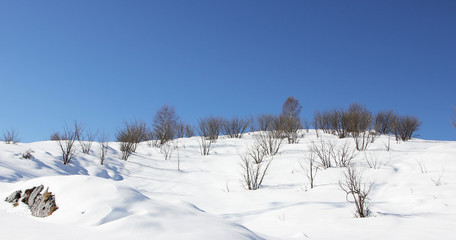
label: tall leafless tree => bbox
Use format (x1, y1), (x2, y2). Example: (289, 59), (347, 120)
(281, 97), (303, 143)
(153, 105), (179, 146)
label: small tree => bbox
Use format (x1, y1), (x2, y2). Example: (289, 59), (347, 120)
(254, 130), (283, 156)
(153, 105), (179, 146)
(79, 129), (98, 154)
(393, 115), (422, 141)
(2, 129), (20, 144)
(116, 120), (148, 160)
(309, 139), (334, 169)
(256, 114), (276, 132)
(281, 97), (303, 143)
(222, 117), (250, 138)
(198, 116), (223, 143)
(241, 146), (272, 190)
(56, 123), (78, 165)
(375, 110), (396, 135)
(98, 132), (109, 165)
(339, 166), (373, 218)
(300, 152), (318, 189)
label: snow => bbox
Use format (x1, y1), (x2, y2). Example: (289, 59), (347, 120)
(1, 132), (455, 239)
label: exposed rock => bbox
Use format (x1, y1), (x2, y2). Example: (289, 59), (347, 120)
(5, 190), (22, 207)
(5, 185), (58, 217)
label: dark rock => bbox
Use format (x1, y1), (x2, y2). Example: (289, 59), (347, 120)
(5, 190), (22, 207)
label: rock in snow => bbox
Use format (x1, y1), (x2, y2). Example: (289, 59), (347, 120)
(5, 185), (58, 217)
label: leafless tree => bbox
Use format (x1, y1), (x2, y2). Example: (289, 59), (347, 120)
(375, 110), (396, 135)
(56, 123), (78, 165)
(241, 147), (272, 190)
(256, 114), (276, 132)
(222, 117), (250, 138)
(339, 166), (373, 218)
(184, 124), (195, 138)
(393, 115), (422, 141)
(98, 132), (109, 165)
(253, 130), (283, 156)
(282, 96), (302, 119)
(153, 105), (179, 146)
(300, 152), (318, 189)
(198, 116), (223, 143)
(2, 129), (20, 144)
(176, 121), (185, 139)
(281, 97), (303, 143)
(50, 132), (61, 141)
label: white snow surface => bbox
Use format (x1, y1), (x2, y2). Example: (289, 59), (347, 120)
(0, 132), (455, 239)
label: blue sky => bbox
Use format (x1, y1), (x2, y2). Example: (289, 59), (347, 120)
(1, 1), (455, 142)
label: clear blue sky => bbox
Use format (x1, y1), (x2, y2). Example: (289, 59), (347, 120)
(1, 1), (455, 142)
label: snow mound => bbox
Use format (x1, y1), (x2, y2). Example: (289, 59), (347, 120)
(1, 175), (262, 240)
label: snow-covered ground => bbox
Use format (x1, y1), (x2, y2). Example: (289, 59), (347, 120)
(0, 131), (455, 239)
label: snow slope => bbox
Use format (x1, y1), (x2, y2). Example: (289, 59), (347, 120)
(0, 132), (455, 239)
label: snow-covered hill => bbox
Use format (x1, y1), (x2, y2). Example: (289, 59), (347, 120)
(1, 132), (455, 239)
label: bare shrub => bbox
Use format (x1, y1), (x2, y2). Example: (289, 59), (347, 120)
(184, 124), (195, 138)
(116, 120), (148, 160)
(56, 123), (78, 165)
(245, 143), (267, 164)
(393, 115), (422, 141)
(50, 132), (61, 141)
(198, 116), (223, 143)
(176, 121), (185, 139)
(365, 152), (381, 169)
(353, 131), (376, 151)
(198, 136), (212, 156)
(331, 141), (357, 167)
(222, 117), (250, 138)
(254, 130), (283, 156)
(256, 114), (276, 132)
(339, 166), (373, 218)
(2, 129), (20, 144)
(153, 105), (179, 146)
(300, 152), (318, 189)
(79, 129), (98, 154)
(160, 142), (174, 160)
(21, 149), (34, 159)
(241, 147), (272, 190)
(375, 110), (396, 135)
(118, 141), (134, 160)
(98, 132), (109, 165)
(309, 139), (334, 169)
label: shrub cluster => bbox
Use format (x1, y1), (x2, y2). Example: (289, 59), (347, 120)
(314, 103), (421, 142)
